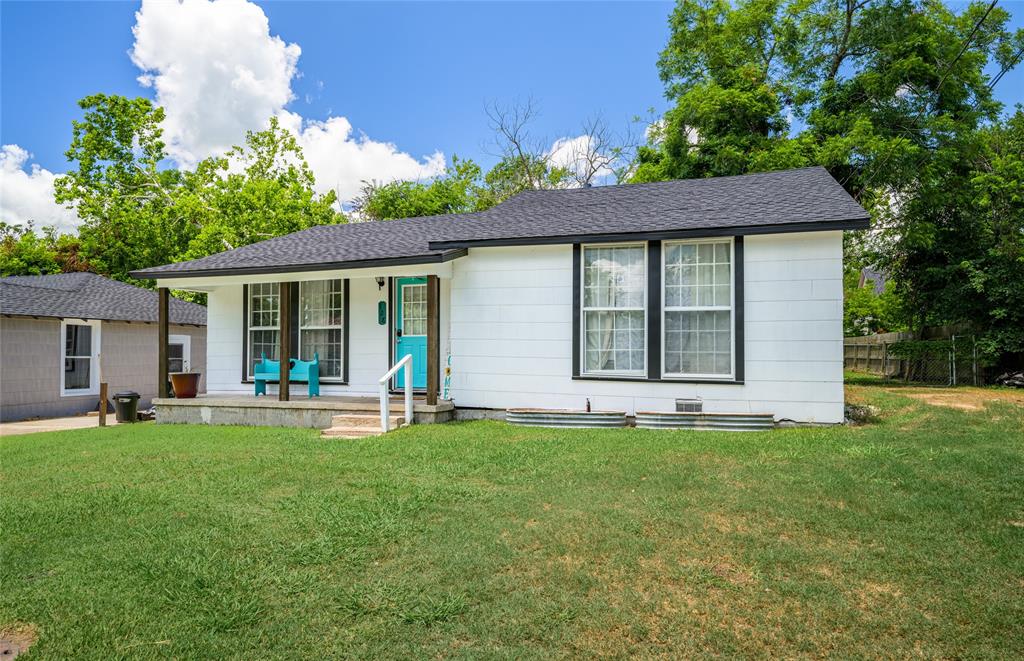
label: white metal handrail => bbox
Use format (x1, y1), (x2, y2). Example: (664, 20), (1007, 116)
(378, 354), (413, 432)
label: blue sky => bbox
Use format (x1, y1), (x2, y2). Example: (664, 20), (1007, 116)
(1, 0), (1022, 231)
(1, 2), (672, 173)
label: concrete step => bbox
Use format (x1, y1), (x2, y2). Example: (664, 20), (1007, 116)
(321, 425), (383, 439)
(331, 413), (404, 428)
(323, 401), (410, 413)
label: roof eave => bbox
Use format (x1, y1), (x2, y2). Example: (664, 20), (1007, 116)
(1, 312), (205, 326)
(426, 217), (870, 250)
(129, 248), (468, 280)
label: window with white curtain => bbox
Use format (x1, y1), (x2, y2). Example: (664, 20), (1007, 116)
(582, 244), (646, 375)
(248, 282), (279, 377)
(663, 240), (733, 377)
(299, 279), (343, 379)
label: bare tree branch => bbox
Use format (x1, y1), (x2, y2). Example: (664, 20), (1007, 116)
(485, 97), (549, 189)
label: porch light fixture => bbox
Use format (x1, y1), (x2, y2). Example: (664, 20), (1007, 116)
(375, 276), (385, 290)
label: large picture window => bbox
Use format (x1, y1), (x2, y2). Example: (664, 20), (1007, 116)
(663, 240), (733, 377)
(61, 320), (100, 396)
(582, 244), (646, 375)
(246, 279), (347, 382)
(248, 282), (280, 377)
(299, 279), (344, 379)
(573, 237), (742, 383)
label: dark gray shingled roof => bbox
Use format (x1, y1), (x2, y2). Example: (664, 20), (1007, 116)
(428, 166), (869, 248)
(131, 166), (868, 279)
(0, 273), (206, 325)
(132, 213), (470, 279)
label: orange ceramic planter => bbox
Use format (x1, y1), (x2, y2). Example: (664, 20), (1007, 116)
(169, 372), (201, 399)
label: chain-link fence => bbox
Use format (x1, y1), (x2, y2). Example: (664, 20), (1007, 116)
(844, 334), (979, 386)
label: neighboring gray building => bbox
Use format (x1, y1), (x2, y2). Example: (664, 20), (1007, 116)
(0, 273), (206, 422)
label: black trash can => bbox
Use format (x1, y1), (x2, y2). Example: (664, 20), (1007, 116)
(114, 391), (140, 423)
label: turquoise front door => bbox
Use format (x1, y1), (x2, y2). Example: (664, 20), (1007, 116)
(395, 277), (428, 389)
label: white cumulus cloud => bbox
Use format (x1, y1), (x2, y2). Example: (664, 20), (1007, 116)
(131, 0), (300, 167)
(278, 112), (445, 202)
(0, 145), (81, 233)
(546, 134), (614, 184)
(130, 0), (445, 202)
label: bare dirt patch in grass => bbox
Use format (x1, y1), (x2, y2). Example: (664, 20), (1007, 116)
(855, 581), (904, 612)
(0, 623), (38, 659)
(896, 387), (1024, 411)
(704, 511), (751, 535)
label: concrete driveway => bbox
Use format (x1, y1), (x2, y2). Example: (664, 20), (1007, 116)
(0, 415), (119, 436)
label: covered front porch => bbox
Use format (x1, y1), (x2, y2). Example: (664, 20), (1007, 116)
(150, 258), (458, 430)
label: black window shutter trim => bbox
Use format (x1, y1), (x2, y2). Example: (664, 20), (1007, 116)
(647, 240), (662, 379)
(571, 244), (581, 378)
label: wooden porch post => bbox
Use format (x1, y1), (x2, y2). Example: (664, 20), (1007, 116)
(426, 274), (439, 405)
(158, 287), (169, 398)
(278, 282), (291, 401)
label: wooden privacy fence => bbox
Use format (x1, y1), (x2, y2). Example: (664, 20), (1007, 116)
(844, 332), (910, 378)
(844, 332), (979, 385)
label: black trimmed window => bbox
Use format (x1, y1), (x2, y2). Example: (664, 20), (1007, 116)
(243, 279), (349, 383)
(299, 279), (344, 379)
(662, 239), (734, 378)
(581, 243), (646, 376)
(573, 237), (744, 384)
(248, 282), (280, 376)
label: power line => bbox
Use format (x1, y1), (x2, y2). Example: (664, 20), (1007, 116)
(987, 43), (1024, 91)
(937, 0), (999, 92)
(853, 0), (1000, 200)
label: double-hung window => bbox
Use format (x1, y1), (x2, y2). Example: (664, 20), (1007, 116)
(582, 244), (646, 376)
(61, 320), (100, 396)
(247, 280), (346, 381)
(248, 282), (280, 377)
(575, 238), (739, 382)
(299, 279), (344, 379)
(663, 239), (734, 378)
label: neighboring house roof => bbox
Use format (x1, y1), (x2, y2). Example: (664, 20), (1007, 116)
(859, 267), (888, 295)
(0, 272), (207, 325)
(131, 166), (869, 279)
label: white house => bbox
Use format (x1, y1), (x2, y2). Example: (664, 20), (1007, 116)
(131, 167), (869, 429)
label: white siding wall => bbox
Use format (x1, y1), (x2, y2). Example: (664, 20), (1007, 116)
(201, 232), (843, 421)
(205, 285), (247, 394)
(204, 277), (450, 397)
(447, 232), (844, 423)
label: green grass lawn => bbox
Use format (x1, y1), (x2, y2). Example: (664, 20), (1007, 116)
(2, 384), (1022, 659)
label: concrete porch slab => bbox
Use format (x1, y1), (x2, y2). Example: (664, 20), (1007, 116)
(152, 394), (454, 428)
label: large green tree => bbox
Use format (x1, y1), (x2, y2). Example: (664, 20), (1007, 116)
(884, 108), (1024, 360)
(634, 0), (806, 181)
(640, 0), (1024, 362)
(54, 94), (186, 283)
(52, 96), (344, 285)
(178, 117), (341, 260)
(0, 223), (87, 276)
(354, 157), (488, 221)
